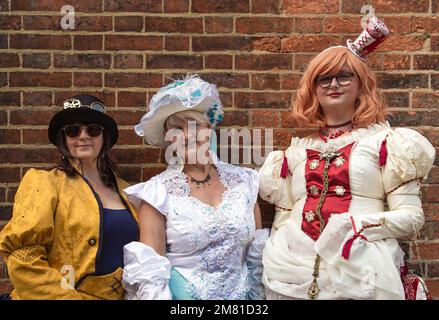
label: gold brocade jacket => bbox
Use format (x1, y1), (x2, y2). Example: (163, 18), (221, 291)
(0, 163), (139, 300)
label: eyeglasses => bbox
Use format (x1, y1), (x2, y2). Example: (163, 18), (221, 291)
(315, 72), (355, 89)
(63, 98), (107, 113)
(63, 124), (103, 138)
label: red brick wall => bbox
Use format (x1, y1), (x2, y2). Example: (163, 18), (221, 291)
(0, 0), (438, 298)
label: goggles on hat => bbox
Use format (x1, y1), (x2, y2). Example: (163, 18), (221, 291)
(63, 98), (107, 113)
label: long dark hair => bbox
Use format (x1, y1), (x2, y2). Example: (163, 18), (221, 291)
(55, 128), (120, 187)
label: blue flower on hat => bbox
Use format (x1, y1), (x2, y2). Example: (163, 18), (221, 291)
(207, 102), (224, 125)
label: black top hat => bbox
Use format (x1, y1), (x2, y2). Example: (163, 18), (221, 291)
(48, 94), (118, 147)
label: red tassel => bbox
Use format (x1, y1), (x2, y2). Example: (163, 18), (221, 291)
(280, 153), (289, 178)
(379, 137), (388, 167)
(341, 233), (367, 260)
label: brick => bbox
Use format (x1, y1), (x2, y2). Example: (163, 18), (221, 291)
(383, 55), (410, 70)
(54, 54), (111, 69)
(219, 92), (232, 108)
(74, 35), (103, 51)
(273, 128), (294, 147)
(22, 129), (50, 145)
(323, 16), (361, 34)
(251, 74), (280, 90)
(377, 35), (425, 52)
(73, 72), (102, 88)
(75, 16), (112, 32)
(281, 36), (339, 53)
(0, 72), (6, 87)
(235, 54), (292, 71)
(414, 55), (439, 71)
(412, 93), (439, 109)
(205, 17), (234, 33)
(106, 73), (163, 89)
(11, 34), (70, 50)
(0, 0), (9, 11)
(0, 53), (19, 67)
(282, 0), (338, 14)
(412, 16), (439, 33)
(6, 187), (17, 202)
(0, 187), (4, 202)
(115, 16), (144, 32)
(22, 53), (51, 69)
(193, 36), (252, 52)
(0, 110), (7, 125)
(252, 110), (280, 127)
(433, 74), (439, 90)
(146, 54), (203, 70)
(10, 110), (55, 125)
(295, 18), (322, 33)
(114, 130), (143, 146)
(415, 242), (439, 260)
(12, 0), (102, 12)
(54, 91), (115, 107)
(164, 0), (189, 13)
(425, 167), (439, 185)
(220, 110), (249, 127)
(281, 74), (301, 90)
(105, 35), (162, 51)
(192, 0), (249, 13)
(434, 0), (439, 13)
(236, 17), (294, 34)
(0, 34), (7, 48)
(0, 129), (20, 145)
(108, 110), (146, 126)
(10, 72), (71, 88)
(0, 91), (20, 106)
(104, 0), (162, 12)
(145, 17), (203, 33)
(432, 36), (439, 51)
(205, 54), (233, 69)
(376, 0), (429, 13)
(0, 279), (12, 295)
(117, 91), (146, 108)
(389, 110), (439, 127)
(23, 15), (59, 30)
(0, 148), (57, 164)
(422, 185), (439, 203)
(251, 0), (280, 14)
(114, 54), (143, 69)
(23, 91), (52, 106)
(0, 15), (21, 30)
(200, 73), (249, 89)
(252, 37), (281, 53)
(113, 147), (161, 164)
(383, 92), (409, 109)
(377, 74), (428, 89)
(426, 261), (439, 278)
(0, 168), (20, 182)
(235, 92), (291, 109)
(165, 36), (190, 51)
(142, 166), (166, 181)
(383, 17), (413, 34)
(118, 166), (142, 183)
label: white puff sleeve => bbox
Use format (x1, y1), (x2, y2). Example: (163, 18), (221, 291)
(124, 177), (169, 216)
(242, 167), (260, 207)
(259, 149), (293, 233)
(351, 128), (436, 242)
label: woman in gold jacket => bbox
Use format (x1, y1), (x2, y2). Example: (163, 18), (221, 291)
(0, 94), (139, 300)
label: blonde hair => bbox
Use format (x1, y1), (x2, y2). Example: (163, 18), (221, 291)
(165, 110), (211, 130)
(291, 46), (387, 128)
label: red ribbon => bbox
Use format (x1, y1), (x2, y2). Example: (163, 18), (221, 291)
(280, 153), (289, 178)
(378, 137), (388, 167)
(341, 233), (368, 260)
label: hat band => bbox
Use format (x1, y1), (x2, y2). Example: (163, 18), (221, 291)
(63, 98), (107, 113)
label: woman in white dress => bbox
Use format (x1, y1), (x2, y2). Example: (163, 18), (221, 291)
(259, 17), (436, 300)
(121, 76), (269, 300)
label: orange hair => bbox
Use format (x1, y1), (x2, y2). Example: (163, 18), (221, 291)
(291, 46), (387, 128)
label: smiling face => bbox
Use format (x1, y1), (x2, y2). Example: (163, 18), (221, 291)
(315, 63), (360, 119)
(64, 122), (104, 163)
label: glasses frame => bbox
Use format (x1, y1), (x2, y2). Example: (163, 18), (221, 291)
(63, 124), (104, 138)
(315, 72), (355, 89)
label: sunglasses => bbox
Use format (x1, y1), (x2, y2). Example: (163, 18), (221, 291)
(63, 124), (103, 138)
(316, 72), (355, 89)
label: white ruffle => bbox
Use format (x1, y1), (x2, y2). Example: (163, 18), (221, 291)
(122, 241), (172, 300)
(384, 128), (436, 189)
(246, 228), (270, 300)
(124, 177), (169, 216)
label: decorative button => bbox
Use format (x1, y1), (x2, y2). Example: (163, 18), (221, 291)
(309, 185), (319, 195)
(305, 211), (315, 222)
(335, 186), (346, 196)
(309, 159), (320, 170)
(334, 156), (345, 167)
(88, 238), (97, 246)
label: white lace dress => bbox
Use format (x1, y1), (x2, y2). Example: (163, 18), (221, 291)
(122, 157), (268, 300)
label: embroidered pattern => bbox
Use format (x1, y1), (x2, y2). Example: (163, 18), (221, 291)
(309, 160), (320, 170)
(335, 185), (346, 196)
(309, 185), (319, 195)
(305, 211), (315, 222)
(334, 156), (345, 167)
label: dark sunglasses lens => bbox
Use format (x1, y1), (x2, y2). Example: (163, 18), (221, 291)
(64, 125), (80, 137)
(86, 124), (103, 137)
